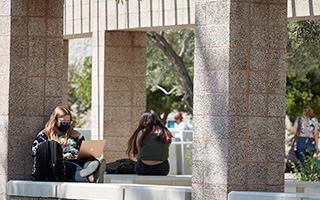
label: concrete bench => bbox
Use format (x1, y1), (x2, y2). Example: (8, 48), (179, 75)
(122, 184), (191, 200)
(7, 181), (123, 199)
(285, 180), (320, 194)
(228, 191), (320, 200)
(7, 180), (191, 200)
(104, 174), (191, 186)
(7, 180), (60, 198)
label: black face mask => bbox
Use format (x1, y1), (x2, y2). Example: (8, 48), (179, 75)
(58, 124), (70, 132)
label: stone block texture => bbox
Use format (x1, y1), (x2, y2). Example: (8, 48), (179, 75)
(288, 0), (320, 21)
(0, 0), (64, 199)
(193, 1), (287, 200)
(62, 0), (318, 36)
(91, 31), (146, 162)
(64, 0), (195, 35)
(62, 40), (69, 107)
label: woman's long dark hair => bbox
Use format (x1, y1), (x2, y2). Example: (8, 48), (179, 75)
(126, 110), (173, 158)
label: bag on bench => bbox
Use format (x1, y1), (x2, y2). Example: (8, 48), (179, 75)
(105, 158), (136, 174)
(31, 140), (66, 181)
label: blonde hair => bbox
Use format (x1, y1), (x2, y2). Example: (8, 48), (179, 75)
(43, 106), (80, 145)
(302, 103), (315, 119)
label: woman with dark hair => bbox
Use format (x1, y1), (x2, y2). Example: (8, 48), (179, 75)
(32, 106), (106, 182)
(293, 103), (319, 167)
(127, 110), (173, 175)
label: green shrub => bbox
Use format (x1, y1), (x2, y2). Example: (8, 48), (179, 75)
(290, 153), (320, 181)
(185, 143), (192, 173)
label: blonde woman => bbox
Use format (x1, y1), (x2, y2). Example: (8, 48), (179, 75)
(32, 106), (106, 182)
(293, 103), (319, 167)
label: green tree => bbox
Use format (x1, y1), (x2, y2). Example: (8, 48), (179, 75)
(286, 20), (320, 122)
(146, 29), (194, 121)
(147, 85), (185, 124)
(68, 57), (92, 127)
(67, 30), (195, 126)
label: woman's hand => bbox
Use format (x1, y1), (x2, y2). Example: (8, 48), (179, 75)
(63, 153), (74, 160)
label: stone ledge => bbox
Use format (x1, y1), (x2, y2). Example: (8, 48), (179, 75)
(7, 180), (191, 200)
(56, 182), (123, 199)
(104, 174), (191, 186)
(7, 180), (60, 198)
(285, 180), (320, 194)
(124, 184), (191, 200)
(228, 191), (320, 200)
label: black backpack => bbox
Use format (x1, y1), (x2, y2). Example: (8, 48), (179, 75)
(31, 140), (66, 181)
(106, 158), (136, 174)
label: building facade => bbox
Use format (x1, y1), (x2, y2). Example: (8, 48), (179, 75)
(0, 0), (319, 199)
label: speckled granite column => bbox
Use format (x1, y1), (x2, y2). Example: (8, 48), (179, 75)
(91, 31), (146, 162)
(62, 40), (69, 107)
(193, 1), (287, 199)
(0, 0), (64, 197)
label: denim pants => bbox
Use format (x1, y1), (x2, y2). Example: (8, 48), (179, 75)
(63, 157), (98, 182)
(135, 159), (169, 175)
(296, 137), (315, 168)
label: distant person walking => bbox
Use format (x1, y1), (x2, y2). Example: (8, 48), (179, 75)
(174, 112), (190, 131)
(293, 103), (319, 167)
(127, 110), (173, 175)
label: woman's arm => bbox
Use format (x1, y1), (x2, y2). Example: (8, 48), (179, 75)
(292, 121), (298, 135)
(31, 132), (48, 157)
(314, 124), (319, 154)
(62, 135), (84, 159)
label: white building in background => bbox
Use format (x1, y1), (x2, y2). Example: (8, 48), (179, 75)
(69, 37), (92, 65)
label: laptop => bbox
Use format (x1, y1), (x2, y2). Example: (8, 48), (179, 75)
(76, 139), (106, 159)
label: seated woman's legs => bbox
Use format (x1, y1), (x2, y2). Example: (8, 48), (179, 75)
(63, 160), (88, 182)
(73, 157), (99, 177)
(135, 160), (169, 175)
(72, 157), (106, 183)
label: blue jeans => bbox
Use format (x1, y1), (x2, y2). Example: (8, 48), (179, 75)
(297, 137), (315, 168)
(135, 159), (169, 175)
(63, 157), (98, 182)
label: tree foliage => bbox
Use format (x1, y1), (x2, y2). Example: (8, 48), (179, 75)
(68, 57), (92, 127)
(146, 29), (194, 122)
(67, 30), (195, 126)
(286, 20), (320, 122)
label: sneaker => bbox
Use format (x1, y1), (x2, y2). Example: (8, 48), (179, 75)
(80, 160), (99, 177)
(94, 159), (106, 183)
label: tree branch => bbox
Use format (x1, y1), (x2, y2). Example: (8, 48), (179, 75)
(179, 30), (194, 57)
(154, 32), (194, 101)
(182, 94), (193, 114)
(147, 31), (194, 108)
(156, 85), (177, 95)
(147, 32), (169, 55)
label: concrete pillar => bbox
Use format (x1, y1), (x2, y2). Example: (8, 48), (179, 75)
(91, 31), (147, 162)
(0, 0), (64, 197)
(193, 1), (287, 200)
(62, 40), (69, 107)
